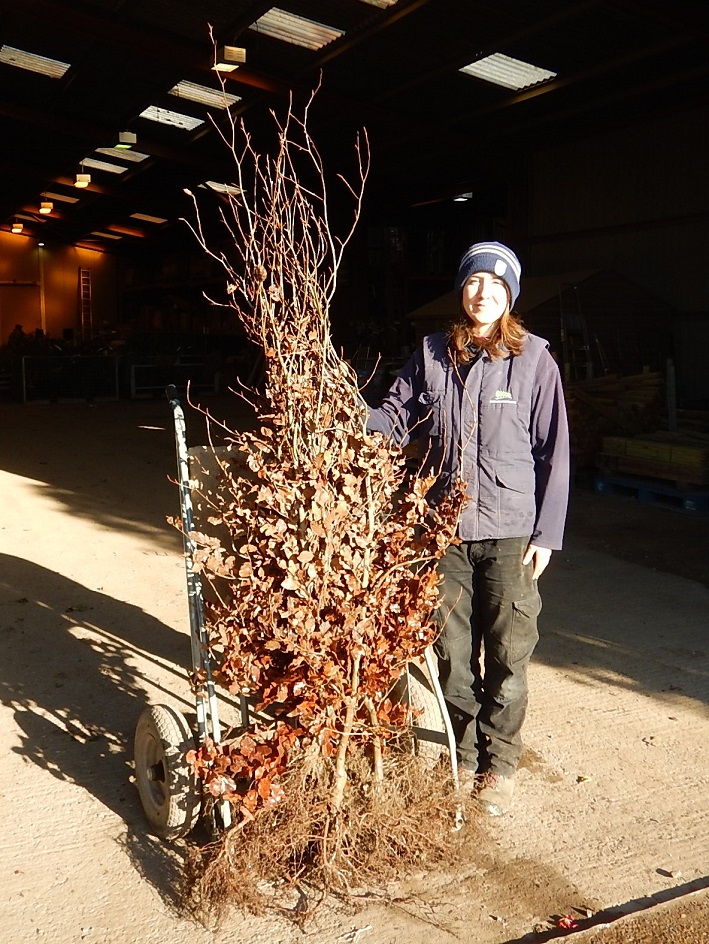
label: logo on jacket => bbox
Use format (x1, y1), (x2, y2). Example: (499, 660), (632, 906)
(490, 389), (516, 404)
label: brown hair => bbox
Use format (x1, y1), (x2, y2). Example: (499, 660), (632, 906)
(448, 308), (527, 364)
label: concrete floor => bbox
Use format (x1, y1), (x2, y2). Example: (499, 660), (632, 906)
(0, 396), (707, 944)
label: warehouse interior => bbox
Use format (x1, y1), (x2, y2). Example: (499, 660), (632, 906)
(2, 4), (709, 941)
(1, 0), (708, 428)
(0, 4), (706, 481)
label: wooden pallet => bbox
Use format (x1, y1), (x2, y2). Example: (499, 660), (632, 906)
(594, 471), (709, 515)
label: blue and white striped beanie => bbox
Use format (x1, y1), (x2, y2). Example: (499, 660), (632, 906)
(454, 241), (522, 307)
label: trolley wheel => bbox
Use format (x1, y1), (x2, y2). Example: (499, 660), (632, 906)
(134, 704), (201, 840)
(407, 661), (446, 765)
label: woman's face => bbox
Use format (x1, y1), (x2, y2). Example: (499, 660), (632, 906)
(462, 271), (509, 334)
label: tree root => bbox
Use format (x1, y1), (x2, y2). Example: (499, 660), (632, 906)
(181, 747), (476, 925)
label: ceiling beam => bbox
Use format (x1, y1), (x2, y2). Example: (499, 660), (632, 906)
(456, 35), (690, 122)
(0, 0), (476, 205)
(0, 97), (239, 178)
(0, 0), (207, 69)
(312, 0), (437, 69)
(372, 0), (607, 105)
(616, 0), (709, 40)
(488, 60), (709, 143)
(365, 30), (696, 196)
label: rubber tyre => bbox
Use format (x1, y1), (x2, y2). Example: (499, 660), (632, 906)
(407, 661), (447, 765)
(134, 704), (201, 840)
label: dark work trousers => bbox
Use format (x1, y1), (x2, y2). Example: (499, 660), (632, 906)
(434, 536), (541, 777)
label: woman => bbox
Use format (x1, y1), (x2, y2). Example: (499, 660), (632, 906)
(367, 241), (569, 815)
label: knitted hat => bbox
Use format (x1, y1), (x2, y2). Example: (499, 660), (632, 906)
(454, 241), (522, 307)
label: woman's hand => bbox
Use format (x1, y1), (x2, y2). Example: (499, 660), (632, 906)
(523, 543), (552, 580)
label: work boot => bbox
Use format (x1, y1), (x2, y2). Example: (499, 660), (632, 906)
(476, 771), (514, 816)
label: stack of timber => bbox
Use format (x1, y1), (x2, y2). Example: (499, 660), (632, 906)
(597, 430), (709, 487)
(676, 407), (709, 433)
(594, 406), (709, 513)
(564, 370), (664, 469)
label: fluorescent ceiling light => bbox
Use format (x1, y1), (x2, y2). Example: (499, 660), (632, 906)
(460, 52), (556, 90)
(0, 44), (71, 79)
(44, 191), (79, 203)
(115, 130), (136, 149)
(453, 192), (473, 202)
(213, 46), (246, 73)
(95, 146), (149, 163)
(130, 213), (168, 224)
(139, 105), (204, 130)
(169, 80), (240, 110)
(81, 157), (128, 174)
(358, 0), (399, 7)
(90, 231), (122, 240)
(250, 8), (344, 50)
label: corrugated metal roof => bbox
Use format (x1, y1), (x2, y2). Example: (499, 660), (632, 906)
(0, 0), (705, 248)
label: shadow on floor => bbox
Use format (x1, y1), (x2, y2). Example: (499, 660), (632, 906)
(0, 552), (196, 908)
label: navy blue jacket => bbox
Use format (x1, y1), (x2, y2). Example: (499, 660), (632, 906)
(367, 331), (569, 549)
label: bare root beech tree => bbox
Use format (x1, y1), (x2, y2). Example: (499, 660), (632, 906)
(179, 88), (465, 908)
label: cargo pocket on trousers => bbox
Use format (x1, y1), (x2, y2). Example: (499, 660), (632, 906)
(509, 591), (542, 662)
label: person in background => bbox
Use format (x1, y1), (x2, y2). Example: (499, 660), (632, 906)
(7, 324), (26, 351)
(367, 241), (569, 816)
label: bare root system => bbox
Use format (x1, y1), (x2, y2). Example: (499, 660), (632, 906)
(182, 748), (475, 924)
